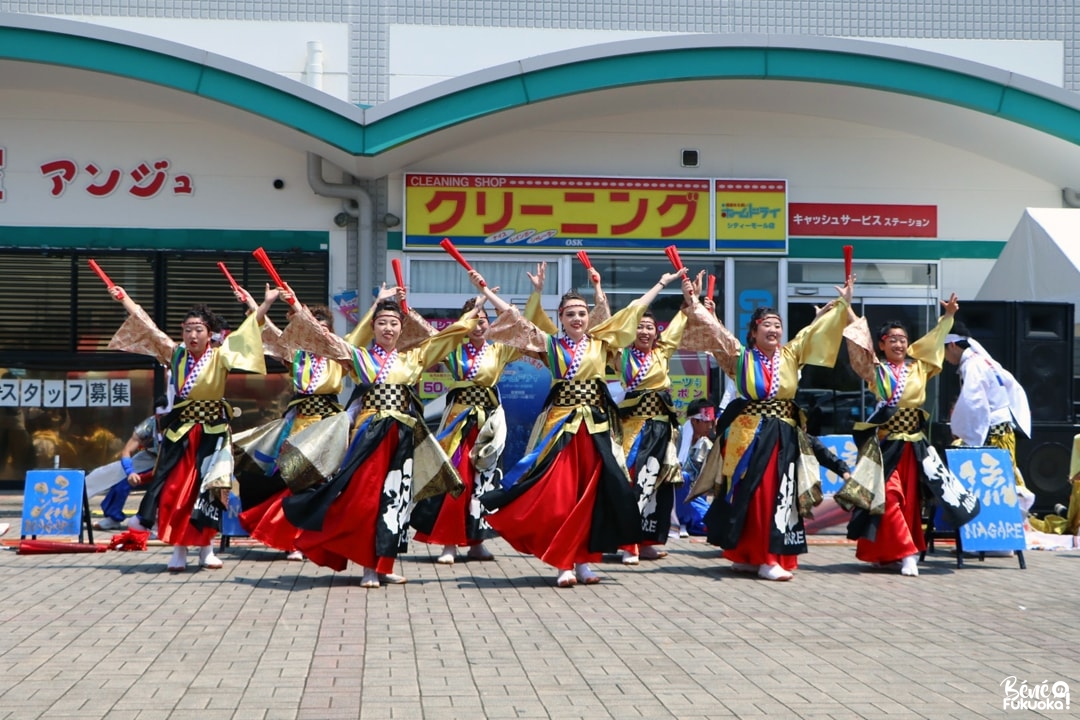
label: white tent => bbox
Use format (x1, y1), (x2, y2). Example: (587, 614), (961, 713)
(976, 208), (1080, 306)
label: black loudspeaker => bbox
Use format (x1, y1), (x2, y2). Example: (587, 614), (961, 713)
(1017, 423), (1076, 516)
(938, 301), (1015, 419)
(1013, 303), (1074, 423)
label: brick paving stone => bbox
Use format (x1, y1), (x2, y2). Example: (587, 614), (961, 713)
(2, 490), (1080, 719)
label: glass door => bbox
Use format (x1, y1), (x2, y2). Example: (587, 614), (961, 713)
(787, 260), (941, 435)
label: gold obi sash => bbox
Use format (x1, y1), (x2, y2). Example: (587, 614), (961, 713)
(621, 392), (670, 419)
(178, 399), (229, 424)
(881, 406), (922, 434)
(743, 398), (798, 421)
(361, 384), (413, 413)
(551, 379), (604, 408)
(448, 385), (499, 410)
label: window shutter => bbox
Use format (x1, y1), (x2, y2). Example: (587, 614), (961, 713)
(0, 253), (73, 353)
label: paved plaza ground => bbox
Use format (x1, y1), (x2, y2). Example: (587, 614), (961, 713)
(0, 490), (1077, 720)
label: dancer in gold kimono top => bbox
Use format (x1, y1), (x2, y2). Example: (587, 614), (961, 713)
(840, 294), (980, 577)
(107, 284), (269, 572)
(468, 266), (685, 589)
(412, 266), (605, 567)
(232, 285), (361, 560)
(279, 296), (475, 588)
(680, 275), (853, 581)
(411, 294), (524, 565)
(610, 305), (688, 565)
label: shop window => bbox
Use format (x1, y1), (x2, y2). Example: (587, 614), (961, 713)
(732, 259), (779, 342)
(163, 251), (329, 340)
(0, 253), (75, 353)
(0, 249), (327, 365)
(570, 257), (725, 318)
(76, 254), (157, 353)
(789, 260), (938, 288)
(0, 249), (327, 483)
(409, 258), (537, 297)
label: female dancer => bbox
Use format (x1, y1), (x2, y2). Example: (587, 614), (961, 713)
(469, 266), (685, 588)
(524, 261), (609, 331)
(411, 294), (520, 565)
(611, 306), (688, 565)
(842, 294), (966, 577)
(233, 287), (351, 561)
(280, 295), (477, 588)
(679, 274), (853, 580)
(107, 284), (272, 572)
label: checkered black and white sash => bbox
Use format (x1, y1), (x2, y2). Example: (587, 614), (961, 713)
(360, 383), (413, 413)
(551, 379), (604, 408)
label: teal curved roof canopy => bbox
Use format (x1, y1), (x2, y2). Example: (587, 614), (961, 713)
(4, 12), (1080, 166)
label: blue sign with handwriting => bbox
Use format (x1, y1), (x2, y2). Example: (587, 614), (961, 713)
(22, 469), (85, 536)
(945, 447), (1025, 552)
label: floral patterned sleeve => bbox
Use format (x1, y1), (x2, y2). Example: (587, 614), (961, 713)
(485, 305), (549, 355)
(681, 304), (741, 361)
(107, 301), (175, 364)
(278, 304), (355, 362)
(398, 308), (439, 353)
(589, 294), (611, 328)
(842, 316), (878, 385)
(260, 318), (288, 361)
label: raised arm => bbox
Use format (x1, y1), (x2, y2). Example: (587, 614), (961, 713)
(523, 262), (558, 334)
(469, 270), (512, 314)
(785, 274), (854, 368)
(584, 267), (609, 327)
(589, 267), (605, 306)
(907, 292), (957, 371)
(110, 285), (141, 316)
(632, 268), (686, 308)
(941, 292), (959, 319)
(842, 316), (878, 384)
(678, 275), (741, 371)
(235, 283), (279, 326)
(686, 269), (712, 315)
(526, 261), (546, 295)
